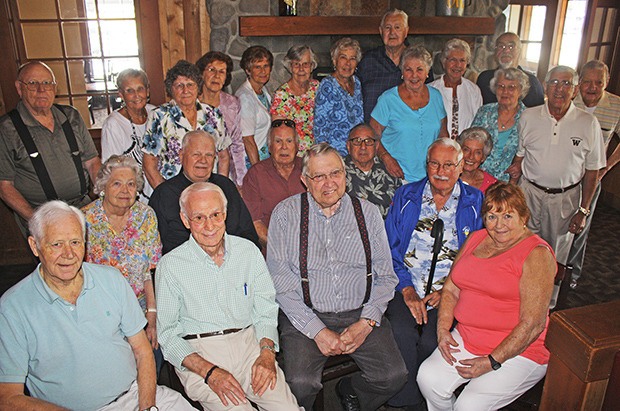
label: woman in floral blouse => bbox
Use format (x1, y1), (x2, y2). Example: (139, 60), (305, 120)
(82, 155), (162, 351)
(142, 60), (231, 189)
(314, 37), (364, 156)
(270, 45), (319, 155)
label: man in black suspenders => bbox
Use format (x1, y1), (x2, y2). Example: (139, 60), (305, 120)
(267, 143), (407, 411)
(0, 61), (101, 233)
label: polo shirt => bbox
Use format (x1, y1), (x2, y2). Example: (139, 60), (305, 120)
(0, 263), (146, 411)
(517, 103), (606, 187)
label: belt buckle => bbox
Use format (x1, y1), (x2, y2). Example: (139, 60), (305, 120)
(213, 330), (225, 336)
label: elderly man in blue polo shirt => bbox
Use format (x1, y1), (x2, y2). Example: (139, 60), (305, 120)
(0, 201), (194, 411)
(155, 182), (300, 410)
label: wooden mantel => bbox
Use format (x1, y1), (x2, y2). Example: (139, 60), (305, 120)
(239, 16), (495, 37)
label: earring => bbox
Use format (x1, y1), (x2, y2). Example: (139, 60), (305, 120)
(100, 190), (105, 197)
(401, 74), (404, 80)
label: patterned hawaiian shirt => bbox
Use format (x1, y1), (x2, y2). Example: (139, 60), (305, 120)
(344, 155), (402, 218)
(405, 181), (461, 301)
(142, 99), (230, 179)
(82, 198), (162, 310)
(270, 79), (319, 155)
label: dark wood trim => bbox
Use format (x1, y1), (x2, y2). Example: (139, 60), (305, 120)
(136, 0), (166, 105)
(0, 1), (20, 113)
(239, 16), (495, 37)
(537, 0), (559, 82)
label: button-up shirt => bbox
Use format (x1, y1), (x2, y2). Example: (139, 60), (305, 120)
(156, 234), (279, 369)
(573, 91), (620, 147)
(267, 193), (398, 339)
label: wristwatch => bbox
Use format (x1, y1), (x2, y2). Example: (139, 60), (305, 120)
(578, 206), (591, 217)
(364, 318), (377, 328)
(488, 354), (502, 371)
(141, 407), (158, 411)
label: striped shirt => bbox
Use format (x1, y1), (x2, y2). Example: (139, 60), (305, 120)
(574, 91), (620, 147)
(267, 193), (398, 339)
(156, 234), (279, 369)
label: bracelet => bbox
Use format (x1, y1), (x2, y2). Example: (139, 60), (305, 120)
(578, 206), (591, 217)
(204, 365), (219, 385)
(146, 308), (157, 313)
(261, 345), (276, 354)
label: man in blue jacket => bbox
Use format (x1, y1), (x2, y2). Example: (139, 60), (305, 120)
(384, 138), (483, 410)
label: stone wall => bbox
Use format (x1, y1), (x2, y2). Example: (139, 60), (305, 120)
(206, 0), (510, 93)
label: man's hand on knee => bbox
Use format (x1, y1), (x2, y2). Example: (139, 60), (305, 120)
(314, 328), (345, 356)
(251, 341), (277, 397)
(208, 367), (247, 406)
(340, 319), (372, 354)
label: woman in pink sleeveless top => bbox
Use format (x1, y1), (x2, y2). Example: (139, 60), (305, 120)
(417, 182), (557, 410)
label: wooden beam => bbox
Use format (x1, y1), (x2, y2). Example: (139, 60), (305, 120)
(239, 16), (495, 37)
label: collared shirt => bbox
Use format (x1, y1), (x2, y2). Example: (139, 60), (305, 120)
(82, 198), (162, 310)
(142, 99), (230, 179)
(344, 155), (402, 218)
(405, 182), (460, 300)
(270, 79), (320, 154)
(314, 75), (364, 156)
(0, 263), (146, 411)
(156, 234), (279, 369)
(267, 193), (398, 339)
(236, 79), (272, 156)
(242, 156), (305, 227)
(472, 102), (526, 181)
(517, 102), (606, 187)
(149, 170), (260, 254)
(218, 92), (247, 186)
(477, 66), (545, 108)
(429, 75), (483, 136)
(357, 46), (404, 122)
(0, 101), (99, 207)
(573, 91), (620, 147)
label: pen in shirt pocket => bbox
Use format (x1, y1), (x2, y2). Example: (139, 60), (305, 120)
(244, 283), (248, 296)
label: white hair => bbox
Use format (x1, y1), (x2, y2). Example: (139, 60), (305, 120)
(179, 182), (228, 218)
(29, 200), (86, 246)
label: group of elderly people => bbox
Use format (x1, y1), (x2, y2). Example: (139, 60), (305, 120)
(1, 5), (618, 411)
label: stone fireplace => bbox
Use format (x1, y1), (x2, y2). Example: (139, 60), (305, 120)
(206, 0), (510, 93)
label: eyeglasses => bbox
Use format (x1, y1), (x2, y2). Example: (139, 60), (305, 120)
(348, 137), (376, 147)
(19, 80), (57, 91)
(306, 168), (344, 183)
(172, 82), (198, 91)
(206, 67), (227, 77)
(271, 119), (295, 129)
(187, 211), (225, 226)
(496, 83), (519, 92)
(547, 79), (574, 89)
(495, 43), (517, 51)
(427, 160), (461, 172)
(292, 61), (313, 70)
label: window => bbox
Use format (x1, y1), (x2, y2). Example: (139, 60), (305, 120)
(504, 4), (547, 75)
(7, 0), (143, 128)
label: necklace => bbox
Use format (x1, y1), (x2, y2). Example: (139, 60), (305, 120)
(498, 107), (517, 130)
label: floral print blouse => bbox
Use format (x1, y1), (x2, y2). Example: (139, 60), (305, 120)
(82, 198), (162, 310)
(270, 79), (319, 154)
(314, 75), (364, 156)
(142, 99), (231, 179)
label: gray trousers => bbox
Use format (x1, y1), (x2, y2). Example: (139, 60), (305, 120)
(567, 182), (601, 281)
(278, 308), (408, 411)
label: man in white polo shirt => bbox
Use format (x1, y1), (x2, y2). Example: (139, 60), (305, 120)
(508, 66), (606, 266)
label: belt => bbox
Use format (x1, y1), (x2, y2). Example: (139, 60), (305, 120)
(183, 326), (247, 340)
(527, 179), (580, 194)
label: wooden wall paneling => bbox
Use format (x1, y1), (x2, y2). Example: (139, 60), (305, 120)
(158, 0), (186, 76)
(136, 0), (166, 105)
(183, 0), (201, 64)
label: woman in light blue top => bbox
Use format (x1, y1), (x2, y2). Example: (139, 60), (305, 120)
(471, 67), (529, 181)
(314, 37), (364, 156)
(371, 46), (449, 182)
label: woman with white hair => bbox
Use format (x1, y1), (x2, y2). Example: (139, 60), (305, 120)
(82, 155), (162, 352)
(429, 38), (483, 139)
(314, 37), (364, 156)
(458, 127), (497, 193)
(270, 45), (319, 155)
(471, 67), (530, 181)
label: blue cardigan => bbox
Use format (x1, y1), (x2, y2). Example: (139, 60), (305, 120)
(385, 178), (484, 291)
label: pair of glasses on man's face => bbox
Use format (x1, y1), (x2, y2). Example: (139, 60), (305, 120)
(20, 80), (56, 91)
(547, 79), (574, 89)
(348, 137), (376, 147)
(271, 119), (295, 129)
(427, 160), (461, 172)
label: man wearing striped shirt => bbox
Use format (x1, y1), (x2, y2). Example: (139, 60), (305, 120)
(156, 182), (300, 410)
(267, 143), (407, 411)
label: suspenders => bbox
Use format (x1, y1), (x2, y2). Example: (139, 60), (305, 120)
(299, 192), (373, 308)
(8, 104), (87, 201)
